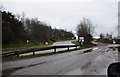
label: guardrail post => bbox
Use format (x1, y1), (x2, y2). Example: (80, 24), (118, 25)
(33, 51), (35, 55)
(54, 47), (56, 53)
(76, 45), (77, 49)
(68, 46), (69, 51)
(16, 51), (19, 57)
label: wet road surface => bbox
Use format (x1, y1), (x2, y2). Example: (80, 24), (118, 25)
(2, 44), (119, 75)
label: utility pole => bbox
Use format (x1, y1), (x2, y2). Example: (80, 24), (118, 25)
(118, 2), (120, 56)
(118, 2), (120, 38)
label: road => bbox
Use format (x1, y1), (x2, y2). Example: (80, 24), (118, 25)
(51, 40), (75, 46)
(2, 41), (120, 76)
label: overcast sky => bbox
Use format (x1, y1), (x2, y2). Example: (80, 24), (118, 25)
(1, 0), (119, 37)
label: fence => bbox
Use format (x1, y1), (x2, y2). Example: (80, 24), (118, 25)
(2, 45), (80, 57)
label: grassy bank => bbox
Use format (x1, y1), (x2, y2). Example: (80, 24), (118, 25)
(2, 40), (53, 51)
(2, 39), (75, 51)
(71, 40), (80, 45)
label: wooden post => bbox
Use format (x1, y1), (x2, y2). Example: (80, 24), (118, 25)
(16, 51), (19, 57)
(68, 46), (69, 51)
(33, 51), (35, 55)
(76, 45), (77, 49)
(54, 48), (56, 53)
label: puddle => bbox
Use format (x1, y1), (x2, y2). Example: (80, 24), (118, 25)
(92, 47), (98, 50)
(83, 49), (92, 53)
(2, 61), (47, 76)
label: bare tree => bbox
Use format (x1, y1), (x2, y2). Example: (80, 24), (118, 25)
(76, 18), (95, 44)
(77, 18), (94, 36)
(16, 13), (20, 21)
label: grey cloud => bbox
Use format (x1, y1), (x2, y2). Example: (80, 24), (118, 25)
(3, 1), (118, 37)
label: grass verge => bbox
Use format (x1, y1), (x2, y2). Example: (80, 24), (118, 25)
(71, 40), (80, 45)
(2, 40), (54, 51)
